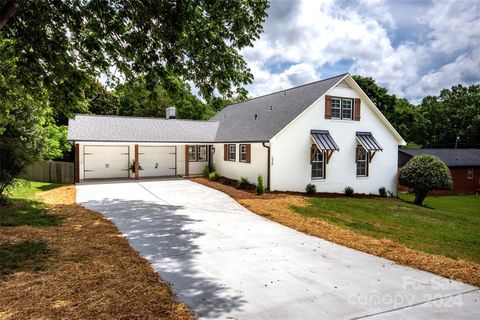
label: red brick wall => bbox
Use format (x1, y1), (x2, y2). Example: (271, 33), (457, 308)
(398, 166), (480, 195)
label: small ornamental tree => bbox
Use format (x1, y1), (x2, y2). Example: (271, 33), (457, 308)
(399, 155), (452, 206)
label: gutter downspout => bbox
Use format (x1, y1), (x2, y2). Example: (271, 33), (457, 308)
(262, 142), (271, 190)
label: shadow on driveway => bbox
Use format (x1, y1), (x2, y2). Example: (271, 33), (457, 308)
(82, 198), (246, 318)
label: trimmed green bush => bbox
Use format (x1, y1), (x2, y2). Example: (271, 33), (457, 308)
(305, 183), (316, 195)
(202, 164), (210, 178)
(399, 154), (452, 205)
(378, 186), (387, 197)
(256, 175), (265, 195)
(344, 186), (354, 197)
(202, 163), (216, 178)
(209, 172), (219, 181)
(237, 177), (253, 189)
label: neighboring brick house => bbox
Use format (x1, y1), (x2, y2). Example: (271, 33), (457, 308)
(398, 149), (480, 195)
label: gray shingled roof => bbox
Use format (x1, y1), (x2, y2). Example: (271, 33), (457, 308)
(210, 74), (347, 142)
(399, 149), (480, 167)
(68, 115), (219, 142)
(68, 74), (348, 143)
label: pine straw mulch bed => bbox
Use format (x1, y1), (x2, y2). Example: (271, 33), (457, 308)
(191, 177), (480, 287)
(0, 185), (193, 320)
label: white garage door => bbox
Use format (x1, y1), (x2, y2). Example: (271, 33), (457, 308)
(138, 146), (176, 177)
(84, 146), (130, 179)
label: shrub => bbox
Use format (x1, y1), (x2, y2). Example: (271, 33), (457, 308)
(237, 177), (253, 189)
(129, 160), (142, 173)
(344, 186), (354, 197)
(202, 164), (216, 178)
(256, 175), (265, 195)
(399, 155), (452, 206)
(209, 172), (219, 181)
(305, 183), (316, 195)
(202, 164), (210, 178)
(378, 186), (387, 197)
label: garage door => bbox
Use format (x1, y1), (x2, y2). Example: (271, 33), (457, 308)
(84, 146), (130, 179)
(138, 146), (176, 177)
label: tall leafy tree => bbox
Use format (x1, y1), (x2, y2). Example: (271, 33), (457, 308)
(418, 85), (480, 148)
(1, 0), (269, 122)
(353, 75), (419, 142)
(0, 38), (50, 200)
(0, 0), (269, 191)
(352, 75), (398, 121)
(116, 75), (208, 119)
(85, 80), (119, 116)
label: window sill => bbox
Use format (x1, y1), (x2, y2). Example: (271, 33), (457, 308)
(356, 176), (369, 179)
(311, 178), (325, 181)
(329, 118), (354, 122)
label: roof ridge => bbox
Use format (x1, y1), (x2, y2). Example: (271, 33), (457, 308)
(73, 114), (213, 122)
(225, 73), (349, 107)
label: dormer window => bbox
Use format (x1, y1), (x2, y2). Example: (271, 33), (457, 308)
(331, 97), (352, 120)
(325, 95), (360, 121)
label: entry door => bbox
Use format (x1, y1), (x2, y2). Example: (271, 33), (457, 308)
(138, 146), (176, 177)
(84, 146), (129, 179)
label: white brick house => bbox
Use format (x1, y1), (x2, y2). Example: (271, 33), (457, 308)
(68, 73), (405, 194)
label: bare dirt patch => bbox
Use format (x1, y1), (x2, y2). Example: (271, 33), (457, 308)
(192, 177), (480, 287)
(0, 185), (193, 320)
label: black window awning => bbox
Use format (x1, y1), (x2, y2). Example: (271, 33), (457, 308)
(356, 132), (383, 151)
(311, 130), (339, 151)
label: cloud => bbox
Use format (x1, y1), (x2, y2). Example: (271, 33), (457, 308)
(243, 0), (480, 102)
(412, 47), (480, 97)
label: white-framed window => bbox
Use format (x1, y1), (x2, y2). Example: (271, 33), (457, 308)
(331, 98), (341, 119)
(330, 97), (353, 120)
(228, 144), (236, 161)
(356, 145), (368, 177)
(189, 145), (207, 162)
(188, 146), (197, 161)
(467, 168), (474, 180)
(342, 98), (353, 120)
(311, 147), (325, 179)
(197, 146), (207, 162)
(239, 144), (247, 162)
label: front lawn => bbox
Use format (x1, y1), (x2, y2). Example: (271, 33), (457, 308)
(0, 241), (50, 279)
(0, 180), (63, 226)
(292, 195), (480, 263)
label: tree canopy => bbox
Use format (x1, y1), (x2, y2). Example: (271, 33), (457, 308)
(0, 0), (269, 121)
(0, 38), (51, 200)
(353, 75), (480, 148)
(0, 0), (268, 199)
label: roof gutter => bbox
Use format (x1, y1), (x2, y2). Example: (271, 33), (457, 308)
(262, 142), (271, 190)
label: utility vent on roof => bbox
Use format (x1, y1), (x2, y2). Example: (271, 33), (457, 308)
(254, 114), (258, 120)
(166, 106), (176, 119)
(269, 105), (273, 111)
(283, 91), (288, 95)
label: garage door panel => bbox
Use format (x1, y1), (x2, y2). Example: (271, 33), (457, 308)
(139, 146), (176, 177)
(84, 146), (129, 179)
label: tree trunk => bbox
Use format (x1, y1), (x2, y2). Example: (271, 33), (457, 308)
(414, 190), (428, 206)
(0, 0), (22, 29)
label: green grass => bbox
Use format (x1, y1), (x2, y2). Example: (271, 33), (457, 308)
(0, 241), (50, 279)
(0, 180), (63, 227)
(292, 194), (480, 263)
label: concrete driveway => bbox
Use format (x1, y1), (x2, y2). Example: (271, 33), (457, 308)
(76, 179), (479, 320)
